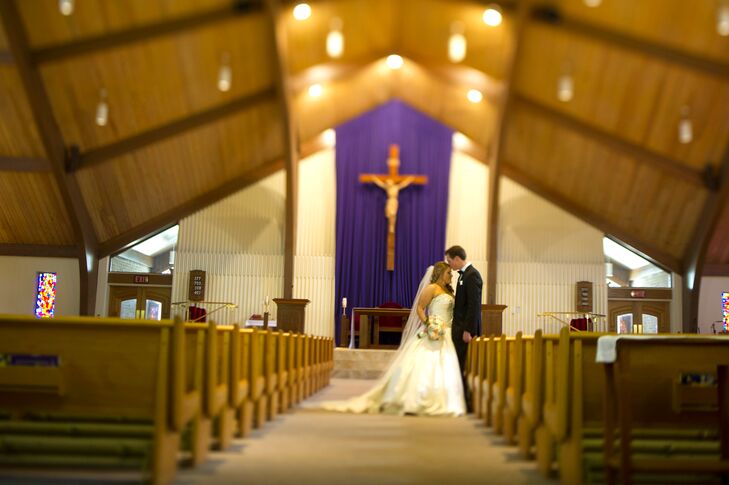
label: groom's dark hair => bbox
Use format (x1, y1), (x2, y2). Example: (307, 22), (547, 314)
(445, 245), (466, 260)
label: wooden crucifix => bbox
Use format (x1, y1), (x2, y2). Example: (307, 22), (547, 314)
(359, 144), (428, 271)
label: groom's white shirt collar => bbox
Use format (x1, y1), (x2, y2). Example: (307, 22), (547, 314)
(460, 262), (472, 273)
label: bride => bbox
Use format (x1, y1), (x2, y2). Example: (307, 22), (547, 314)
(322, 262), (466, 416)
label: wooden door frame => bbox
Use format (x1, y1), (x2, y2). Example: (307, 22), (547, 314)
(608, 287), (672, 333)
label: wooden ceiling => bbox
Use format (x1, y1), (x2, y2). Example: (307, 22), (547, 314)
(0, 0), (728, 282)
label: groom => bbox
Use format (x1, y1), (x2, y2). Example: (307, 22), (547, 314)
(445, 245), (483, 411)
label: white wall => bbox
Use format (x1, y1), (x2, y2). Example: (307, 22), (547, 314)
(445, 150), (607, 336)
(697, 276), (729, 334)
(171, 149), (337, 337)
(0, 256), (80, 316)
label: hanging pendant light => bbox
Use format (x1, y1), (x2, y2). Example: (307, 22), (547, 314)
(95, 88), (108, 127)
(326, 17), (344, 58)
(482, 5), (502, 26)
(678, 106), (693, 144)
(718, 1), (729, 36)
(59, 0), (74, 16)
(218, 52), (232, 92)
(448, 21), (467, 63)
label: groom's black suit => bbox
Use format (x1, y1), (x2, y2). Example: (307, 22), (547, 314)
(452, 264), (483, 377)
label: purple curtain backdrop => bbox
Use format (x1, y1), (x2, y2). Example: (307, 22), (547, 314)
(334, 100), (453, 344)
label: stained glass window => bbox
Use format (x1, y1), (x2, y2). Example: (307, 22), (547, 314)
(35, 272), (57, 318)
(723, 292), (729, 332)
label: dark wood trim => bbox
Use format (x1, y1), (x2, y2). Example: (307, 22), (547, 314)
(266, 0), (298, 299)
(682, 145), (729, 332)
(486, 1), (529, 305)
(30, 2), (263, 64)
(0, 0), (98, 315)
(76, 86), (277, 171)
(607, 287), (672, 301)
(502, 162), (683, 274)
(513, 93), (706, 187)
(108, 273), (173, 286)
(533, 6), (729, 79)
(0, 50), (12, 64)
(703, 263), (729, 277)
(98, 157), (284, 258)
(0, 244), (78, 258)
(0, 156), (50, 172)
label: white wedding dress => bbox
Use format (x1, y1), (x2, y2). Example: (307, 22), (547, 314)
(322, 292), (466, 416)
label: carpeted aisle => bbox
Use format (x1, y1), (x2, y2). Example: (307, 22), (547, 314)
(174, 379), (554, 485)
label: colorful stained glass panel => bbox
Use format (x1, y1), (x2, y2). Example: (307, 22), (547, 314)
(35, 272), (57, 318)
(723, 292), (729, 332)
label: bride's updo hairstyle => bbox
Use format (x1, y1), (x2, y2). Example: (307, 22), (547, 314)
(430, 261), (454, 295)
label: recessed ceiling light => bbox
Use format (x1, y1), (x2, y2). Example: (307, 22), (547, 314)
(386, 54), (404, 70)
(308, 84), (323, 97)
(467, 89), (483, 103)
(483, 5), (502, 26)
(293, 3), (311, 21)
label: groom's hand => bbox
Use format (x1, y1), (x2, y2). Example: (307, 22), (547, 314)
(462, 331), (472, 343)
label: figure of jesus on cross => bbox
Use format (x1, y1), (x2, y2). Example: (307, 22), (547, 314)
(360, 144), (428, 271)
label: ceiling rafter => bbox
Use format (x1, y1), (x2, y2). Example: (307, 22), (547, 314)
(98, 127), (328, 259)
(0, 243), (77, 258)
(72, 86), (277, 172)
(0, 0), (98, 314)
(98, 157), (284, 258)
(485, 0), (530, 305)
(30, 2), (263, 64)
(512, 93), (708, 188)
(682, 142), (729, 332)
(532, 5), (729, 79)
(0, 156), (49, 172)
(265, 0), (298, 299)
(501, 162), (682, 273)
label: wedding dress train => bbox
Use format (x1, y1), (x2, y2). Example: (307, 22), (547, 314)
(322, 293), (466, 416)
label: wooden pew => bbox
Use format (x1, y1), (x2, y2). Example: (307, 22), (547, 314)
(0, 315), (195, 485)
(467, 336), (485, 417)
(277, 332), (291, 413)
(504, 332), (533, 445)
(517, 330), (560, 459)
(208, 323), (235, 451)
(263, 330), (280, 421)
(601, 336), (729, 485)
(248, 329), (268, 429)
(231, 327), (253, 437)
(480, 335), (498, 427)
(491, 334), (512, 434)
(292, 334), (304, 404)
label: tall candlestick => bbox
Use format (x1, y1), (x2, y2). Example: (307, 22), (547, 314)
(342, 297), (347, 309)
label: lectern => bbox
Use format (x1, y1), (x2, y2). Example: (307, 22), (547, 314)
(481, 304), (507, 336)
(273, 298), (309, 333)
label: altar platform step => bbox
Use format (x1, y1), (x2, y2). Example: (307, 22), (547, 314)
(332, 348), (395, 379)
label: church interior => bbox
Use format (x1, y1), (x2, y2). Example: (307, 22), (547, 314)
(0, 0), (728, 483)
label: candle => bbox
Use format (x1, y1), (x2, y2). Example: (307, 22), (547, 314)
(342, 297), (347, 309)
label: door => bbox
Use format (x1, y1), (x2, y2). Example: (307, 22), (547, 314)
(608, 301), (670, 333)
(109, 286), (171, 320)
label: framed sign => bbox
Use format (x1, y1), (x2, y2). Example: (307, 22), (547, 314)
(575, 281), (593, 313)
(188, 270), (206, 302)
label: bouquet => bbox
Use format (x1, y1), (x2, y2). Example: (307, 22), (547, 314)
(418, 314), (446, 341)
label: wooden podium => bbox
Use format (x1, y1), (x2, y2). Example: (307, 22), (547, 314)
(273, 298), (309, 333)
(481, 304), (507, 337)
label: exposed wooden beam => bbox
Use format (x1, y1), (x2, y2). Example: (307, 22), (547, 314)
(485, 1), (530, 305)
(0, 156), (49, 171)
(703, 263), (729, 277)
(0, 0), (98, 314)
(74, 86), (277, 171)
(512, 93), (707, 187)
(682, 143), (729, 332)
(0, 244), (77, 258)
(533, 5), (729, 79)
(30, 2), (262, 64)
(265, 0), (298, 299)
(501, 162), (683, 274)
(0, 50), (12, 64)
(98, 157), (284, 258)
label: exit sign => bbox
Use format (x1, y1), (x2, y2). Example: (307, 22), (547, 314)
(134, 275), (149, 284)
(630, 289), (646, 298)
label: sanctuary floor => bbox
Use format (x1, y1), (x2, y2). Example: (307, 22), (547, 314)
(174, 378), (554, 485)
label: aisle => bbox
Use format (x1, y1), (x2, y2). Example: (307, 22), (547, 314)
(175, 379), (553, 485)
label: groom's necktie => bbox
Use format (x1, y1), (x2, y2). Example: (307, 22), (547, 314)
(457, 269), (464, 286)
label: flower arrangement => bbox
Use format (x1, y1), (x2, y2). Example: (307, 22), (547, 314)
(418, 314), (446, 341)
